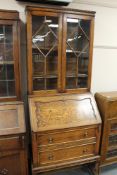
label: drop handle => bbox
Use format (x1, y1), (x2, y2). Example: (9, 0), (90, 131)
(84, 132), (88, 137)
(48, 154), (54, 160)
(83, 148), (88, 154)
(48, 137), (53, 144)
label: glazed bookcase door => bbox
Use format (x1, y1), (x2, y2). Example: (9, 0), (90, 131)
(62, 14), (94, 93)
(0, 20), (20, 101)
(27, 11), (62, 94)
(106, 119), (117, 160)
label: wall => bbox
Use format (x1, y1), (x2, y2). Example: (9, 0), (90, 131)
(0, 0), (117, 94)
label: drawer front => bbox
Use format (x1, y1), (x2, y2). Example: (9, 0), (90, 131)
(108, 101), (117, 118)
(38, 128), (97, 146)
(38, 143), (96, 165)
(0, 136), (24, 151)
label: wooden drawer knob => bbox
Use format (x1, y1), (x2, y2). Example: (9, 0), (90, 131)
(48, 137), (53, 144)
(48, 154), (54, 160)
(84, 132), (88, 137)
(83, 148), (88, 154)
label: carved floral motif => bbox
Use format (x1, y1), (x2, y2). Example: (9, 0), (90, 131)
(35, 98), (97, 129)
(0, 168), (8, 175)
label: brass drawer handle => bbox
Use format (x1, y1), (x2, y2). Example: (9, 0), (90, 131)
(48, 137), (53, 144)
(83, 148), (88, 154)
(48, 154), (54, 160)
(84, 132), (88, 137)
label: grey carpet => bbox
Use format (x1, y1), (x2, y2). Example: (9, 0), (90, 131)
(40, 163), (117, 175)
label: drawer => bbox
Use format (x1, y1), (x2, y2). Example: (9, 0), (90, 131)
(38, 127), (97, 146)
(38, 143), (96, 165)
(0, 136), (24, 151)
(108, 101), (117, 118)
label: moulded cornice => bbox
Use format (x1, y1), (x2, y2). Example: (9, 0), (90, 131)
(73, 0), (117, 8)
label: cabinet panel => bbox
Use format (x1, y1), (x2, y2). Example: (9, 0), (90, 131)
(29, 12), (62, 93)
(0, 101), (28, 175)
(29, 93), (101, 132)
(65, 17), (90, 89)
(0, 137), (21, 151)
(95, 91), (117, 165)
(0, 11), (20, 101)
(0, 150), (27, 175)
(0, 24), (15, 97)
(106, 119), (117, 159)
(108, 101), (117, 119)
(27, 6), (95, 95)
(0, 102), (25, 136)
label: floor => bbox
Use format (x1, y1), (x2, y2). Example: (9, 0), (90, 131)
(40, 163), (117, 175)
(101, 164), (117, 175)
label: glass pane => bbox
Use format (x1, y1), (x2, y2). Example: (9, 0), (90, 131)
(0, 26), (4, 44)
(0, 26), (4, 62)
(5, 25), (12, 43)
(8, 81), (15, 96)
(0, 25), (15, 97)
(46, 78), (57, 90)
(7, 65), (14, 79)
(33, 78), (45, 90)
(0, 65), (6, 80)
(66, 77), (76, 89)
(77, 76), (88, 88)
(108, 134), (117, 147)
(66, 18), (90, 89)
(46, 51), (58, 76)
(33, 53), (45, 76)
(5, 25), (13, 61)
(6, 43), (13, 61)
(111, 123), (117, 131)
(0, 44), (4, 62)
(0, 81), (7, 96)
(32, 15), (58, 91)
(66, 57), (77, 76)
(107, 149), (117, 158)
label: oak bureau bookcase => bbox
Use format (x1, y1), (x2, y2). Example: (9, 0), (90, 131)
(0, 10), (28, 175)
(95, 92), (117, 168)
(26, 5), (102, 175)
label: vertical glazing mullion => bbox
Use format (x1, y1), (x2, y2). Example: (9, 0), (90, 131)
(0, 26), (5, 93)
(44, 16), (47, 90)
(45, 56), (47, 90)
(76, 20), (79, 88)
(3, 25), (9, 96)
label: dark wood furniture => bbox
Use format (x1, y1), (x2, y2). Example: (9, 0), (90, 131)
(95, 92), (117, 167)
(29, 93), (101, 174)
(0, 102), (28, 175)
(0, 10), (28, 175)
(26, 5), (95, 95)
